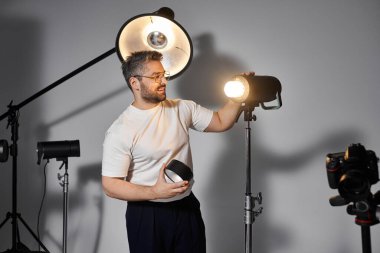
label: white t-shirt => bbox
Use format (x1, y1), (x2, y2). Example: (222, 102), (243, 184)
(102, 99), (213, 202)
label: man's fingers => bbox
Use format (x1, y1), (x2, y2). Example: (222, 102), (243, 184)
(170, 181), (189, 193)
(172, 186), (189, 194)
(243, 71), (255, 76)
(173, 180), (188, 188)
(158, 163), (167, 180)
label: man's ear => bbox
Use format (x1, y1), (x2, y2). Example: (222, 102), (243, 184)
(129, 76), (140, 91)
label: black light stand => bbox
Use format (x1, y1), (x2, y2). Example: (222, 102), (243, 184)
(0, 105), (49, 253)
(0, 48), (116, 253)
(57, 158), (69, 253)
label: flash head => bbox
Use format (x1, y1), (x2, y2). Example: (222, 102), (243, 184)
(37, 140), (80, 165)
(224, 75), (282, 110)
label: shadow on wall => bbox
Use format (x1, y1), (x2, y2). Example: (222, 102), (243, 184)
(176, 33), (364, 253)
(176, 33), (244, 107)
(36, 86), (127, 130)
(33, 82), (127, 253)
(40, 163), (103, 253)
(0, 2), (46, 251)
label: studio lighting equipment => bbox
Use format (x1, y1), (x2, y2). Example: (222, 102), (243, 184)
(0, 7), (191, 252)
(36, 140), (80, 253)
(224, 73), (282, 253)
(0, 139), (9, 163)
(325, 143), (380, 253)
(37, 140), (80, 165)
(116, 7), (193, 78)
(164, 159), (193, 183)
(224, 75), (282, 110)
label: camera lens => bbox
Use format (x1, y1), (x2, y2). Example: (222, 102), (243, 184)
(338, 170), (370, 201)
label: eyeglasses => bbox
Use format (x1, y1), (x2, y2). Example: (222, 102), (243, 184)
(134, 71), (170, 83)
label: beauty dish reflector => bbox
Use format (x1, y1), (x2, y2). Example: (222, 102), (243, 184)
(116, 7), (193, 79)
(164, 159), (193, 183)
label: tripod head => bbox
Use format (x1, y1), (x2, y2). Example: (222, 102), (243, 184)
(330, 191), (380, 226)
(347, 191), (380, 226)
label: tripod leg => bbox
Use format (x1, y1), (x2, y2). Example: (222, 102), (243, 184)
(17, 214), (50, 252)
(0, 212), (12, 229)
(16, 219), (21, 244)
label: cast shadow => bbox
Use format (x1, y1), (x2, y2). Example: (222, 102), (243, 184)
(175, 32), (364, 253)
(33, 79), (127, 252)
(40, 163), (103, 253)
(36, 86), (127, 130)
(176, 33), (244, 107)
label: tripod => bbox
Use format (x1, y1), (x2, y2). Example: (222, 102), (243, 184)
(347, 191), (380, 253)
(0, 105), (49, 253)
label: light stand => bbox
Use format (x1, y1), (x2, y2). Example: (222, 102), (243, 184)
(57, 158), (69, 253)
(0, 7), (192, 252)
(242, 105), (263, 253)
(0, 105), (50, 253)
(225, 74), (282, 253)
(0, 48), (115, 253)
(36, 140), (79, 253)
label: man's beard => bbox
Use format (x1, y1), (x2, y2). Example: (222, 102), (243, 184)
(140, 83), (166, 104)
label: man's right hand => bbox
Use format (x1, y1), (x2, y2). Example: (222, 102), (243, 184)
(151, 163), (189, 199)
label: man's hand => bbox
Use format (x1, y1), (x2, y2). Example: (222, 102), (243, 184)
(102, 164), (189, 201)
(205, 71), (255, 133)
(151, 163), (189, 199)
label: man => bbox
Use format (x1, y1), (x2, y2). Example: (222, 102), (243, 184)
(102, 50), (245, 253)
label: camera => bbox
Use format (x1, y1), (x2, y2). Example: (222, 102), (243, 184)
(326, 143), (379, 202)
(325, 143), (380, 251)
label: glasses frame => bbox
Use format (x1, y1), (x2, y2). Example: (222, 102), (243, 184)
(134, 71), (170, 83)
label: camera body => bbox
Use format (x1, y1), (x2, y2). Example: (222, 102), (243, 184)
(326, 143), (379, 202)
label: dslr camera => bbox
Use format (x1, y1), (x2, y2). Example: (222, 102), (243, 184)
(326, 143), (379, 202)
(325, 143), (380, 226)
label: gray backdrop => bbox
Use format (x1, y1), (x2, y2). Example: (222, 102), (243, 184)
(1, 0), (379, 253)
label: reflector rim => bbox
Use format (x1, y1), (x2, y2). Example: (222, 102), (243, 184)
(115, 12), (193, 79)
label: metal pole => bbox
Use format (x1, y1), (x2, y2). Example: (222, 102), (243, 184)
(242, 111), (263, 253)
(244, 120), (252, 253)
(62, 159), (69, 253)
(11, 109), (19, 250)
(361, 226), (372, 253)
(0, 48), (116, 122)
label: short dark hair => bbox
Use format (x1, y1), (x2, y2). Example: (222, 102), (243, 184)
(121, 51), (163, 90)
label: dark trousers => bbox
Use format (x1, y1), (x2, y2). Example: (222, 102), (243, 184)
(126, 192), (206, 253)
